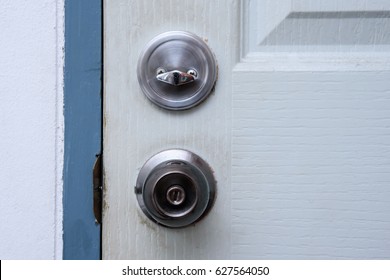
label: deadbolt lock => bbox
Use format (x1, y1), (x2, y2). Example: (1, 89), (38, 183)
(137, 31), (217, 110)
(135, 149), (216, 228)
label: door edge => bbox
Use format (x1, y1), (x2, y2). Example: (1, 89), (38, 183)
(63, 0), (103, 260)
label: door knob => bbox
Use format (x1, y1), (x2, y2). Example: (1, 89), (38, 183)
(137, 31), (217, 110)
(135, 149), (216, 228)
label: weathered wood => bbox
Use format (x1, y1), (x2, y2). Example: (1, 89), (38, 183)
(104, 0), (390, 259)
(103, 0), (240, 259)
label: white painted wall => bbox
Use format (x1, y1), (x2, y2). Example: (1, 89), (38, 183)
(0, 0), (64, 259)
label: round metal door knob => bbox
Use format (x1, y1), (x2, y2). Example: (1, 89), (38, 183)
(137, 31), (217, 110)
(135, 149), (216, 228)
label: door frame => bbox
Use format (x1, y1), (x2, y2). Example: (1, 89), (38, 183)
(63, 0), (103, 260)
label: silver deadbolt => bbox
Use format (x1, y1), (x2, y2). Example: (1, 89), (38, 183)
(135, 149), (216, 228)
(137, 31), (217, 110)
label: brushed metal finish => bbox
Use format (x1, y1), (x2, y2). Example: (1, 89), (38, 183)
(135, 149), (216, 228)
(137, 31), (217, 110)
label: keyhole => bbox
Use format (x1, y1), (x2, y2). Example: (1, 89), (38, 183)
(166, 185), (186, 206)
(172, 72), (180, 85)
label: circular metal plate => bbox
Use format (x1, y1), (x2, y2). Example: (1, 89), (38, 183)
(137, 31), (217, 110)
(135, 149), (216, 228)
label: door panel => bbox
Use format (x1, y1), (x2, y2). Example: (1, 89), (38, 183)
(232, 70), (390, 259)
(104, 0), (390, 259)
(247, 0), (390, 52)
(103, 0), (240, 259)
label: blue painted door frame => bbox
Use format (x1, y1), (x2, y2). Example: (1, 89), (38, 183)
(63, 0), (102, 260)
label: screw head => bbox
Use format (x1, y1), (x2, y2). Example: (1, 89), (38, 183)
(187, 69), (198, 77)
(156, 67), (166, 75)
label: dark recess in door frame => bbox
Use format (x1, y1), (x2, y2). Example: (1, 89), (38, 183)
(63, 0), (103, 260)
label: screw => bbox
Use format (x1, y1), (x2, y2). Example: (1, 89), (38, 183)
(166, 185), (186, 206)
(187, 69), (198, 77)
(156, 67), (166, 75)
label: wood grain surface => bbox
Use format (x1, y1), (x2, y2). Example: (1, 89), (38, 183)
(104, 0), (390, 259)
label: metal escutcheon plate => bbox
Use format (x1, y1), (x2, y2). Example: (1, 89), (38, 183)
(137, 31), (217, 110)
(135, 149), (216, 228)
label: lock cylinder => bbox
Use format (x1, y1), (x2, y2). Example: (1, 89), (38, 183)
(135, 149), (216, 228)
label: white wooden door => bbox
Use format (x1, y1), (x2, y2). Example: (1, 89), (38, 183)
(103, 0), (390, 259)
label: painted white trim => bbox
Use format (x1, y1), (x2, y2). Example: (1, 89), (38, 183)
(55, 0), (65, 260)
